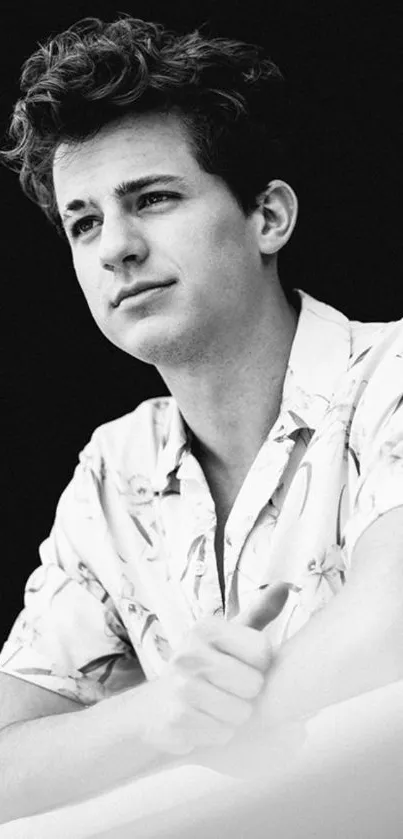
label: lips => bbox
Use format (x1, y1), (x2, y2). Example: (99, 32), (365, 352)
(112, 280), (176, 308)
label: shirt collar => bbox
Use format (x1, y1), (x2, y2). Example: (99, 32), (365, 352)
(281, 289), (352, 433)
(152, 400), (191, 492)
(152, 290), (352, 490)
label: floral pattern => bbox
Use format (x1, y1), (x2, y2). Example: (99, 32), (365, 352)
(0, 291), (402, 705)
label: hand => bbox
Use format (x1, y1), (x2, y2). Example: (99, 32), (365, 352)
(139, 583), (292, 755)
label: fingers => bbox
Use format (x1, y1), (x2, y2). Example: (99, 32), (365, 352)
(185, 618), (271, 672)
(209, 654), (265, 700)
(235, 582), (293, 631)
(188, 647), (265, 700)
(147, 590), (291, 755)
(184, 677), (254, 728)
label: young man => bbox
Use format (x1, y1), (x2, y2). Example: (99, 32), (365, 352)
(0, 16), (402, 822)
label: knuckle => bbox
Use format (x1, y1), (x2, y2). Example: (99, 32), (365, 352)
(218, 663), (265, 699)
(180, 675), (203, 706)
(253, 638), (272, 670)
(172, 639), (209, 675)
(166, 676), (194, 719)
(244, 670), (265, 698)
(202, 658), (221, 684)
(175, 650), (205, 674)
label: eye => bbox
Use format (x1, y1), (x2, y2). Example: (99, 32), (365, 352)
(137, 191), (180, 210)
(70, 216), (100, 239)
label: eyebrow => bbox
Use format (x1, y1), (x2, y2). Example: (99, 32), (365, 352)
(61, 175), (186, 220)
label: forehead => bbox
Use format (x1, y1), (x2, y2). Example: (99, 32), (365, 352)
(52, 111), (202, 208)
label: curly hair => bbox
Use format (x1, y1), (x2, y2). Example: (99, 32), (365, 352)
(1, 16), (289, 229)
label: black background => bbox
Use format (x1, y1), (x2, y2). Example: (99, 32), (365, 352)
(2, 0), (403, 644)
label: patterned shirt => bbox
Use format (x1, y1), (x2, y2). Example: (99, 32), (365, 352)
(1, 291), (402, 706)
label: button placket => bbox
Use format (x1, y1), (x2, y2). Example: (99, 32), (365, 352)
(173, 454), (221, 617)
(223, 436), (298, 615)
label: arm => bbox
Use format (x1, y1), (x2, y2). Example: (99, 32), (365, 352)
(0, 675), (162, 825)
(258, 505), (403, 728)
(258, 335), (403, 725)
(124, 680), (403, 839)
(0, 586), (288, 824)
(189, 507), (403, 782)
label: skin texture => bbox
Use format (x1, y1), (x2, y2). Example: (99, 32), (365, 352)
(0, 117), (301, 821)
(129, 585), (290, 756)
(0, 110), (401, 826)
(53, 110), (299, 539)
(0, 585), (289, 822)
(54, 111), (295, 373)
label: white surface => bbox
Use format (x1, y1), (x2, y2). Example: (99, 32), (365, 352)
(1, 680), (402, 838)
(0, 765), (237, 838)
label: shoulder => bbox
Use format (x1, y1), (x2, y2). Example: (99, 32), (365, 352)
(323, 313), (402, 436)
(347, 318), (402, 447)
(339, 318), (402, 558)
(348, 315), (402, 372)
(78, 396), (176, 478)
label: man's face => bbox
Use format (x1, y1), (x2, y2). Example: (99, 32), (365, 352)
(53, 111), (267, 369)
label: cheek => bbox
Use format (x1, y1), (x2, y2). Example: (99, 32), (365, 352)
(72, 252), (85, 289)
(73, 253), (101, 304)
(195, 205), (239, 247)
(200, 214), (253, 290)
(180, 208), (248, 272)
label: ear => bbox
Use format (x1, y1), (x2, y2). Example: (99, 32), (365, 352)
(254, 179), (298, 255)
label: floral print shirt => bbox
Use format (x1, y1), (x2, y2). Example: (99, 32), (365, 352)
(1, 291), (402, 706)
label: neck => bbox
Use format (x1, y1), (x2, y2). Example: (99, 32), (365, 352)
(158, 282), (298, 483)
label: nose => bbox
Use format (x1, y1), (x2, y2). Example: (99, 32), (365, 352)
(99, 211), (149, 272)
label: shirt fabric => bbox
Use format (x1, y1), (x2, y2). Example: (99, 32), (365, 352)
(1, 290), (402, 706)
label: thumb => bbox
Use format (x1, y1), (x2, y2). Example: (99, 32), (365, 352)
(235, 582), (295, 631)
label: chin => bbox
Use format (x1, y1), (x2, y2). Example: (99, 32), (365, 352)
(106, 328), (187, 367)
(102, 315), (211, 369)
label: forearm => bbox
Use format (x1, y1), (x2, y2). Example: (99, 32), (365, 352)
(259, 509), (403, 728)
(0, 681), (164, 824)
(258, 588), (401, 729)
(0, 597), (278, 824)
(193, 517), (403, 779)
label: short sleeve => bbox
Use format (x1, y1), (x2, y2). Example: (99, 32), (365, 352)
(0, 435), (144, 706)
(343, 324), (403, 560)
